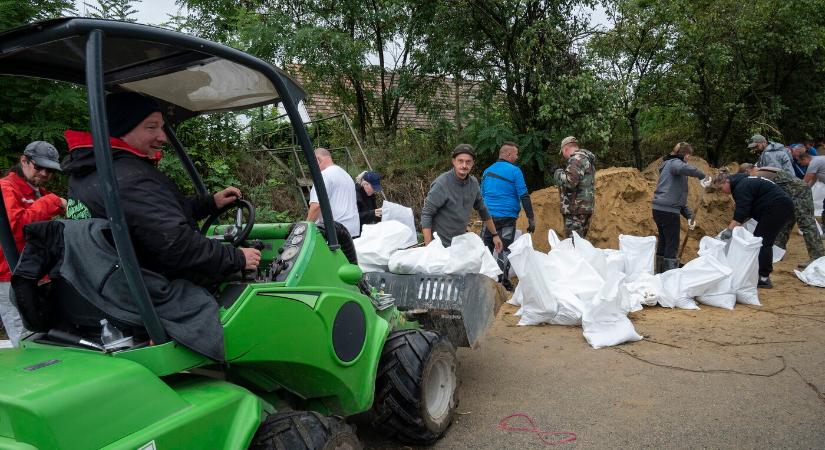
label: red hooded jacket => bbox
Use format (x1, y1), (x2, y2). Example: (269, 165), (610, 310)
(0, 171), (63, 281)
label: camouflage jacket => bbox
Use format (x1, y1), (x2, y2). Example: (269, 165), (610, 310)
(773, 169), (813, 201)
(554, 149), (596, 215)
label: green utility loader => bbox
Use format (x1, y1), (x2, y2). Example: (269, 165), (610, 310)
(0, 18), (502, 449)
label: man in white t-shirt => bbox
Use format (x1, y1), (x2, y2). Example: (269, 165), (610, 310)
(799, 153), (825, 224)
(306, 148), (360, 237)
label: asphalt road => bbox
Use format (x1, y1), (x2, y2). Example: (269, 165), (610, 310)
(362, 234), (825, 449)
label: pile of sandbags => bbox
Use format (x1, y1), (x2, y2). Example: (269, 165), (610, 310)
(508, 227), (763, 349)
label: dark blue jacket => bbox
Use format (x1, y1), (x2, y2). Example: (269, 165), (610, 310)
(729, 174), (793, 223)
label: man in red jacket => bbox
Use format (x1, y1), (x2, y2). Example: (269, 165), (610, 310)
(0, 141), (66, 345)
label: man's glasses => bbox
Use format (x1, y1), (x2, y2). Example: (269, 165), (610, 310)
(27, 158), (55, 174)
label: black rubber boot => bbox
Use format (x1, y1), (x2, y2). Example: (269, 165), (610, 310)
(655, 256), (664, 274)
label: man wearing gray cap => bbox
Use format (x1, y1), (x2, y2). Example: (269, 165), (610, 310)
(750, 134), (794, 177)
(421, 144), (503, 252)
(554, 136), (596, 238)
(0, 141), (66, 346)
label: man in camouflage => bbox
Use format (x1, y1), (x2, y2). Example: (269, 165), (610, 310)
(554, 136), (596, 238)
(743, 164), (824, 268)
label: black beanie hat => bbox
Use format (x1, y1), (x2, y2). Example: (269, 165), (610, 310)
(106, 92), (162, 138)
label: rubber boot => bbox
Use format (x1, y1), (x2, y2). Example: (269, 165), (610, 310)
(661, 258), (680, 272)
(655, 256), (664, 274)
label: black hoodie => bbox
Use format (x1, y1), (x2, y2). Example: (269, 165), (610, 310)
(728, 173), (793, 223)
(61, 130), (245, 282)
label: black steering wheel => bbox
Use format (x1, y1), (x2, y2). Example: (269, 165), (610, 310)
(200, 198), (256, 247)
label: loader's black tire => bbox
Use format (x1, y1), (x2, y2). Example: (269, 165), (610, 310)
(249, 411), (361, 450)
(371, 329), (459, 444)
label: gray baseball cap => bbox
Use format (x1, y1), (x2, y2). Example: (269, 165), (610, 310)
(23, 141), (62, 171)
(747, 134), (767, 149)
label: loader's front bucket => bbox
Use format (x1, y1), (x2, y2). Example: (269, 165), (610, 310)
(364, 272), (507, 348)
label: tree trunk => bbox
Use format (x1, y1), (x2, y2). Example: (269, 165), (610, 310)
(629, 108), (642, 169)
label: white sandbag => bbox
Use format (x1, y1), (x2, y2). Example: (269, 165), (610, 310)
(508, 234), (560, 324)
(727, 227), (762, 305)
(794, 255), (825, 287)
(548, 229), (575, 251)
(570, 231), (607, 275)
(741, 220), (785, 262)
(388, 234), (450, 274)
(619, 234), (657, 280)
(602, 249), (626, 274)
(619, 273), (663, 312)
(508, 283), (523, 306)
(657, 255), (731, 310)
(696, 237), (736, 310)
(812, 181), (825, 216)
(509, 235), (594, 326)
(354, 220), (417, 272)
(381, 200), (416, 235)
(445, 233), (503, 279)
(443, 233), (484, 274)
(582, 271), (643, 349)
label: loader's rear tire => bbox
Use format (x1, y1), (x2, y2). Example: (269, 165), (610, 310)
(372, 329), (459, 444)
(250, 411), (361, 450)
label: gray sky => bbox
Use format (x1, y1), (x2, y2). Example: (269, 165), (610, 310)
(74, 0), (183, 25)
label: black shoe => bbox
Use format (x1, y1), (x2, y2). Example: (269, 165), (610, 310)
(757, 277), (773, 289)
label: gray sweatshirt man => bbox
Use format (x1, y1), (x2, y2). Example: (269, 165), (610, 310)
(750, 134), (794, 176)
(421, 144), (501, 251)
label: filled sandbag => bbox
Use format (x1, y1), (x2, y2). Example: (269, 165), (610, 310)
(656, 255), (731, 310)
(582, 271), (643, 349)
(388, 234), (450, 274)
(727, 227), (762, 306)
(354, 220), (417, 272)
(619, 234), (657, 281)
(695, 237), (736, 310)
(381, 200), (416, 235)
(794, 256), (825, 287)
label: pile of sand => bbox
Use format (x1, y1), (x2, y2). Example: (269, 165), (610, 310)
(518, 157), (734, 259)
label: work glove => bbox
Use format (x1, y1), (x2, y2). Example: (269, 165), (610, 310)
(527, 218), (536, 234)
(687, 218), (696, 231)
(700, 176), (712, 188)
(719, 228), (733, 241)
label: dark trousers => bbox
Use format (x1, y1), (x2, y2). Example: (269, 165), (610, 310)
(653, 209), (681, 259)
(754, 202), (794, 277)
(482, 217), (517, 282)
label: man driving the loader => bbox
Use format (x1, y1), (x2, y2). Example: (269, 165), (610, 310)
(61, 92), (261, 283)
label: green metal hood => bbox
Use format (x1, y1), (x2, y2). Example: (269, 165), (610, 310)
(0, 347), (189, 449)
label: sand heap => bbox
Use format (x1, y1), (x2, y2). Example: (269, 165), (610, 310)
(518, 157), (734, 258)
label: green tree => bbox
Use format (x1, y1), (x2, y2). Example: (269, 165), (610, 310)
(81, 0), (140, 22)
(590, 0), (677, 169)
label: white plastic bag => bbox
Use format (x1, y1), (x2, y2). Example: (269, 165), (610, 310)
(619, 273), (663, 311)
(570, 231), (607, 275)
(508, 234), (560, 324)
(812, 181), (825, 216)
(656, 255), (731, 310)
(742, 219), (784, 262)
(381, 200), (416, 235)
(727, 227), (762, 305)
(445, 233), (503, 279)
(619, 235), (657, 281)
(582, 271), (643, 349)
(695, 237), (736, 310)
(353, 220), (417, 272)
(602, 249), (626, 274)
(388, 234), (450, 274)
(794, 255), (825, 287)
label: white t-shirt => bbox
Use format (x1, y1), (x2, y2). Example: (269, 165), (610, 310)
(806, 155), (825, 184)
(309, 165), (361, 237)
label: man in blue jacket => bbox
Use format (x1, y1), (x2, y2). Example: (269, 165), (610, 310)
(481, 142), (535, 289)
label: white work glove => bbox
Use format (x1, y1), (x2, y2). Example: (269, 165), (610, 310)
(687, 218), (696, 230)
(699, 176), (712, 188)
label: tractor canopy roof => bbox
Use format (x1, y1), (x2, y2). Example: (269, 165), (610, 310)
(0, 17), (306, 123)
